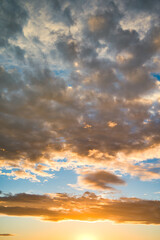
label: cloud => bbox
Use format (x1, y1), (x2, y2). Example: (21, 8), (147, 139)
(0, 234), (14, 237)
(122, 0), (160, 14)
(0, 0), (160, 183)
(56, 38), (78, 63)
(0, 168), (53, 182)
(108, 121), (117, 128)
(0, 64), (160, 181)
(0, 192), (159, 224)
(0, 0), (28, 63)
(70, 170), (125, 191)
(0, 0), (28, 46)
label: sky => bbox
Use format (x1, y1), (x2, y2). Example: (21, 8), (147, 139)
(0, 0), (160, 239)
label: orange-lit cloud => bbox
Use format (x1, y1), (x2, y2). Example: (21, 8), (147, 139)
(107, 121), (117, 128)
(0, 192), (159, 224)
(0, 234), (14, 237)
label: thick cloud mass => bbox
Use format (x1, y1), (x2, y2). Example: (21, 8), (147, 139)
(0, 192), (160, 224)
(0, 0), (28, 62)
(0, 0), (160, 184)
(0, 0), (28, 45)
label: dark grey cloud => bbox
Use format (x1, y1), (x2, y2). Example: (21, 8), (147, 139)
(0, 0), (28, 64)
(0, 0), (28, 47)
(56, 38), (77, 63)
(9, 46), (25, 61)
(31, 0), (75, 27)
(122, 0), (160, 13)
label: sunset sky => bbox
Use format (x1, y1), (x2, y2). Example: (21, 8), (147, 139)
(0, 0), (160, 239)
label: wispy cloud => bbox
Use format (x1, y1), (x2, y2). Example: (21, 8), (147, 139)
(0, 234), (14, 237)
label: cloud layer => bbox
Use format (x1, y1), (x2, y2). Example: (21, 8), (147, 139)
(0, 0), (160, 184)
(0, 192), (159, 224)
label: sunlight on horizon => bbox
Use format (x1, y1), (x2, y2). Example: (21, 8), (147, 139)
(77, 234), (97, 240)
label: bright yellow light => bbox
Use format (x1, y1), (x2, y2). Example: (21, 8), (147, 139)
(77, 234), (96, 240)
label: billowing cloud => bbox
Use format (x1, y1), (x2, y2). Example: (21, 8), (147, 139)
(0, 192), (159, 224)
(0, 0), (160, 183)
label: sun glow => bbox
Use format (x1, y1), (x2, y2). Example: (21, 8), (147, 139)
(77, 234), (96, 240)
